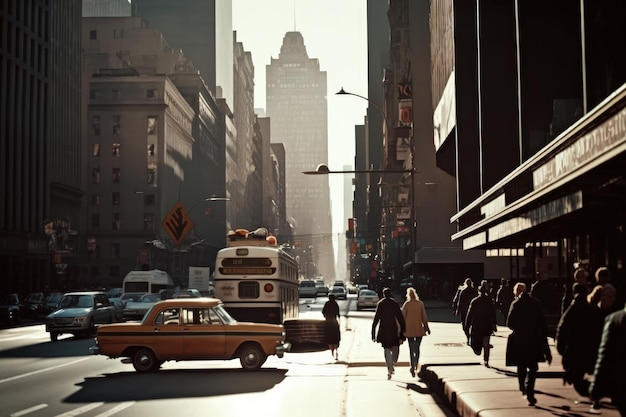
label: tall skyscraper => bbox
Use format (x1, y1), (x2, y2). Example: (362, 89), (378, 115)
(266, 32), (334, 279)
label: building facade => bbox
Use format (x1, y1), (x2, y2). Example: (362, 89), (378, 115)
(431, 0), (626, 309)
(266, 32), (334, 280)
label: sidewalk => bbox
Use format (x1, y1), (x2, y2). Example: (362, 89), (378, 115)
(408, 299), (620, 417)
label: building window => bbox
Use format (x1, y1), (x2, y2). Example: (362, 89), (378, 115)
(112, 213), (121, 230)
(90, 30), (97, 40)
(147, 117), (157, 135)
(92, 116), (101, 136)
(111, 243), (120, 259)
(147, 163), (156, 185)
(144, 194), (155, 206)
(112, 115), (121, 135)
(92, 168), (100, 184)
(147, 143), (155, 156)
(112, 143), (120, 156)
(91, 195), (100, 207)
(90, 89), (101, 100)
(112, 192), (120, 206)
(110, 266), (120, 277)
(92, 143), (100, 157)
(112, 168), (120, 183)
(144, 213), (155, 230)
(91, 213), (100, 228)
(147, 89), (158, 99)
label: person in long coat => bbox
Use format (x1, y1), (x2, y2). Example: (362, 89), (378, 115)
(555, 283), (596, 396)
(453, 278), (478, 343)
(372, 288), (406, 379)
(506, 282), (552, 406)
(401, 287), (430, 377)
(322, 293), (341, 360)
(589, 306), (626, 417)
(465, 280), (498, 367)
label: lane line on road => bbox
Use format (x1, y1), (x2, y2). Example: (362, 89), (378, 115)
(9, 403), (48, 417)
(93, 402), (135, 417)
(0, 358), (90, 385)
(54, 402), (104, 417)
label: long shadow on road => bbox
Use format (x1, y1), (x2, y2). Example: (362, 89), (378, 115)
(64, 368), (288, 403)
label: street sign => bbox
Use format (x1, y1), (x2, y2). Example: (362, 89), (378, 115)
(162, 203), (194, 247)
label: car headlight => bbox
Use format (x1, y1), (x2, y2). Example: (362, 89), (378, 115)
(73, 317), (88, 324)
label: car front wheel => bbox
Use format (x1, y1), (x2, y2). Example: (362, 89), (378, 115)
(239, 343), (267, 370)
(133, 348), (159, 372)
(49, 332), (58, 342)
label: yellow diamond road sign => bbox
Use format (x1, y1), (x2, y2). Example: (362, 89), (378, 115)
(162, 203), (194, 247)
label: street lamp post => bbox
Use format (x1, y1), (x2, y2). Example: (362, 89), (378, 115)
(335, 87), (418, 287)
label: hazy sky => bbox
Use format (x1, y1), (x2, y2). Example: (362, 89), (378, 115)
(232, 0), (368, 236)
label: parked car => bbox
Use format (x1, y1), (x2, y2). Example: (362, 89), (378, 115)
(123, 293), (161, 321)
(22, 292), (46, 318)
(299, 280), (317, 298)
(356, 289), (380, 310)
(89, 298), (291, 372)
(330, 286), (347, 300)
(0, 293), (22, 325)
(315, 280), (329, 296)
(107, 287), (123, 299)
(43, 292), (63, 315)
(45, 291), (116, 341)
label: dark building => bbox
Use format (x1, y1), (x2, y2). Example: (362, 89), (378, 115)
(431, 0), (626, 307)
(1, 0), (83, 294)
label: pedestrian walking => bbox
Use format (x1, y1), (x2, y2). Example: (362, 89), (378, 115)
(506, 282), (552, 406)
(322, 293), (341, 360)
(495, 278), (514, 322)
(589, 305), (626, 417)
(372, 288), (406, 380)
(401, 287), (430, 377)
(465, 280), (498, 367)
(555, 283), (596, 398)
(452, 278), (477, 343)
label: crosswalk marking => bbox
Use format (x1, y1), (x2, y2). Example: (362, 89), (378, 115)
(93, 402), (135, 417)
(54, 402), (104, 417)
(10, 403), (48, 417)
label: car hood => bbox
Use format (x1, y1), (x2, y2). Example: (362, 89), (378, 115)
(48, 307), (92, 318)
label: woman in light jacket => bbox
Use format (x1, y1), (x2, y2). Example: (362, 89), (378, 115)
(401, 287), (430, 377)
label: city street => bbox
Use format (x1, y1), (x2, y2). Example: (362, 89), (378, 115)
(0, 295), (455, 417)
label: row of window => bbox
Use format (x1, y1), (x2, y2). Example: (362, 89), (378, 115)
(90, 192), (156, 208)
(90, 87), (158, 101)
(91, 143), (156, 157)
(91, 115), (158, 136)
(90, 213), (155, 230)
(91, 166), (157, 185)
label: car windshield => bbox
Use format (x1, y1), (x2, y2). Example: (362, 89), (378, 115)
(213, 304), (236, 324)
(360, 290), (376, 296)
(59, 295), (93, 308)
(140, 294), (160, 303)
(2, 294), (19, 305)
(46, 293), (62, 303)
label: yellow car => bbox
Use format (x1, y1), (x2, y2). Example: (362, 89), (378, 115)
(89, 298), (290, 372)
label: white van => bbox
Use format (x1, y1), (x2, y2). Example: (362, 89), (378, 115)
(121, 270), (175, 297)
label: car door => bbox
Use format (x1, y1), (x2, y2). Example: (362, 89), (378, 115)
(93, 294), (112, 324)
(151, 307), (184, 359)
(181, 307), (226, 359)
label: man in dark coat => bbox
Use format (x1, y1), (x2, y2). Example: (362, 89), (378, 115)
(555, 283), (596, 396)
(454, 278), (478, 343)
(465, 281), (498, 367)
(495, 278), (514, 322)
(589, 306), (626, 416)
(372, 288), (406, 379)
(506, 282), (552, 406)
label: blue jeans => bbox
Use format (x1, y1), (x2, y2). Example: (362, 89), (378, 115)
(407, 336), (423, 369)
(384, 346), (399, 372)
